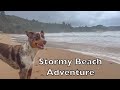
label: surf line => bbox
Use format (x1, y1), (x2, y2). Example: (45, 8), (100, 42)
(39, 58), (73, 67)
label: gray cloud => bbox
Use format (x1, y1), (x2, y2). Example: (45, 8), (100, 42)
(5, 11), (120, 26)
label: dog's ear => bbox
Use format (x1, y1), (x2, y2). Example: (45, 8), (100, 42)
(25, 31), (34, 38)
(40, 30), (45, 39)
(41, 30), (44, 34)
(40, 30), (44, 36)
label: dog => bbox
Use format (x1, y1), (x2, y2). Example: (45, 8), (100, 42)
(0, 30), (47, 79)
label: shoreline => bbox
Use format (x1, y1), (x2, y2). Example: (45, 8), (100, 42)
(46, 47), (117, 64)
(46, 46), (120, 64)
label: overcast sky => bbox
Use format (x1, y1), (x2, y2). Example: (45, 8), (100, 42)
(5, 11), (120, 27)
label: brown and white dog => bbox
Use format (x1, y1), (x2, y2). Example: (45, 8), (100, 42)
(0, 31), (47, 79)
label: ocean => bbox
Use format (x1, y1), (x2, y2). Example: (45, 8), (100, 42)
(10, 31), (120, 64)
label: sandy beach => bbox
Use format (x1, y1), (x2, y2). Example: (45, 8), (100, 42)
(0, 33), (120, 79)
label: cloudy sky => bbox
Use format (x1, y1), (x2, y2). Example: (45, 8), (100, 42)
(5, 11), (120, 27)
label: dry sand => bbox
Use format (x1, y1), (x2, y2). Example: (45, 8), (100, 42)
(0, 33), (120, 79)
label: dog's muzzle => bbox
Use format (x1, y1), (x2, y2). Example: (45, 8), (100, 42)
(36, 40), (47, 49)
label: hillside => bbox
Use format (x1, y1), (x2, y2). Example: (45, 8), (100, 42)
(0, 14), (73, 33)
(0, 14), (120, 34)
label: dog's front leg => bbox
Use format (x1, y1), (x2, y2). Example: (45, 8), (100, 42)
(27, 67), (33, 79)
(19, 68), (28, 79)
(19, 66), (33, 79)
